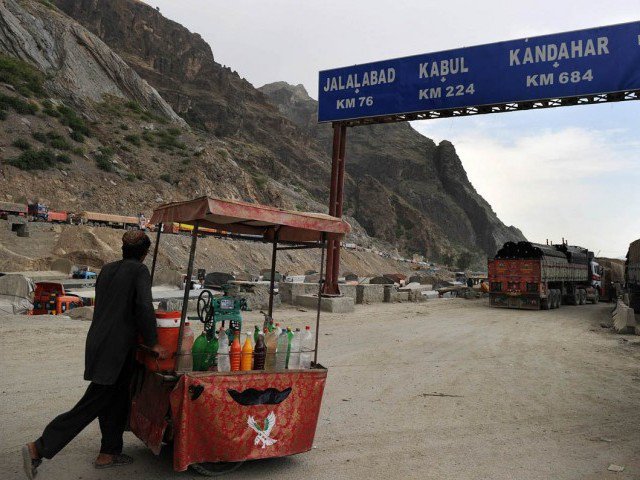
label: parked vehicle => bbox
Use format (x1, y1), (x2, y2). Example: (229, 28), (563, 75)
(488, 240), (600, 310)
(32, 282), (83, 315)
(75, 211), (139, 229)
(626, 239), (640, 313)
(0, 201), (27, 219)
(28, 203), (69, 223)
(72, 267), (97, 280)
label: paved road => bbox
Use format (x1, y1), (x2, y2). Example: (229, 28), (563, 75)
(1, 299), (639, 479)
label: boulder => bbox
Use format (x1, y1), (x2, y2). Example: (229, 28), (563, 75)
(204, 272), (235, 288)
(51, 258), (73, 275)
(67, 306), (94, 321)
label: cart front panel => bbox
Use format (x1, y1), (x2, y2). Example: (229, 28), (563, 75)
(169, 368), (327, 471)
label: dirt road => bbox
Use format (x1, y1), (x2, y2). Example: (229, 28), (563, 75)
(2, 300), (639, 479)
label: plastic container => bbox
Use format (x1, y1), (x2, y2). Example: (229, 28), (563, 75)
(264, 328), (279, 371)
(275, 329), (289, 370)
(289, 328), (301, 369)
(253, 332), (266, 370)
(142, 311), (180, 372)
(300, 325), (314, 369)
(241, 333), (254, 371)
(230, 330), (242, 371)
(217, 329), (230, 372)
(192, 332), (208, 371)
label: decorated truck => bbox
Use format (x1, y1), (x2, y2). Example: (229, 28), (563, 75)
(626, 239), (640, 313)
(488, 241), (600, 310)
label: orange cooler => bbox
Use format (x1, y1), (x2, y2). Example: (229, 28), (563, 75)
(142, 311), (181, 372)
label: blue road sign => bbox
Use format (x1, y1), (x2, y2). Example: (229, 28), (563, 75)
(318, 21), (640, 123)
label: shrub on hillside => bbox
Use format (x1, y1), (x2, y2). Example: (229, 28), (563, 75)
(7, 149), (70, 170)
(0, 53), (45, 97)
(12, 138), (31, 151)
(0, 93), (38, 114)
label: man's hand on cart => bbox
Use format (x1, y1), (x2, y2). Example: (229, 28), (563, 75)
(151, 344), (169, 359)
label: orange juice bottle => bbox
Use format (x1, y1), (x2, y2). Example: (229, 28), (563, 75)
(241, 332), (254, 371)
(230, 330), (242, 371)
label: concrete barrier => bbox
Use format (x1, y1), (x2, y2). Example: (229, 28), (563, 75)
(356, 284), (385, 304)
(294, 294), (355, 313)
(279, 282), (320, 304)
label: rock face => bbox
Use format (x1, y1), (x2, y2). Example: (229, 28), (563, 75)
(0, 0), (184, 124)
(5, 0), (524, 261)
(259, 82), (525, 257)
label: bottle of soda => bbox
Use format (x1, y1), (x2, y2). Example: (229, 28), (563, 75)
(289, 328), (302, 369)
(176, 322), (194, 372)
(275, 329), (289, 370)
(230, 330), (242, 372)
(285, 327), (293, 368)
(192, 331), (208, 371)
(253, 325), (260, 345)
(204, 333), (218, 370)
(253, 332), (266, 370)
(300, 325), (314, 369)
(217, 328), (230, 372)
(264, 327), (279, 371)
(241, 332), (254, 371)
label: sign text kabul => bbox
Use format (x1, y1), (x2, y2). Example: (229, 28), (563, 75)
(318, 22), (640, 123)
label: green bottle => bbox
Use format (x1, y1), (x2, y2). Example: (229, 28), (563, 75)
(192, 332), (209, 371)
(203, 335), (219, 370)
(285, 327), (293, 368)
(253, 325), (260, 345)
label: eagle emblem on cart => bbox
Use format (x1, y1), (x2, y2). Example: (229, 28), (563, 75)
(247, 412), (277, 448)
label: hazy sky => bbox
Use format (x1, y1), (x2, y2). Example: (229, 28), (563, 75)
(144, 0), (639, 257)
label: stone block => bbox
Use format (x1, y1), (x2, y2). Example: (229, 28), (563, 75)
(294, 294), (355, 313)
(356, 284), (384, 304)
(339, 284), (357, 302)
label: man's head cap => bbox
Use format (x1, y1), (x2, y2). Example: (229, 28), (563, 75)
(122, 230), (146, 245)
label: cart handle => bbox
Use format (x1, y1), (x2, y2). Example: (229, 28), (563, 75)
(138, 344), (159, 358)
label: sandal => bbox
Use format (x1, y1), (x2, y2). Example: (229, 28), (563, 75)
(22, 445), (42, 480)
(94, 453), (134, 469)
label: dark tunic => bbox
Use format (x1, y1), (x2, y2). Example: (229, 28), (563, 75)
(84, 259), (158, 385)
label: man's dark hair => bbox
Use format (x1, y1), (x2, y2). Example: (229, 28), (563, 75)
(122, 233), (151, 260)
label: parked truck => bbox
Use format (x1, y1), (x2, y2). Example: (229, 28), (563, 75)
(488, 241), (600, 310)
(27, 203), (69, 223)
(0, 201), (27, 219)
(75, 211), (139, 229)
(626, 239), (640, 313)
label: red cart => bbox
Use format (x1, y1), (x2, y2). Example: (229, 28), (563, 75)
(131, 196), (350, 474)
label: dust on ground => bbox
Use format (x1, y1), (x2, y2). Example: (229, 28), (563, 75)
(2, 300), (639, 480)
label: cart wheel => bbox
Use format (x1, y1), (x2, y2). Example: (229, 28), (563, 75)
(190, 461), (245, 477)
(197, 290), (214, 322)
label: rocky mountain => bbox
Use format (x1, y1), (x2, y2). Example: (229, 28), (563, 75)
(0, 0), (524, 266)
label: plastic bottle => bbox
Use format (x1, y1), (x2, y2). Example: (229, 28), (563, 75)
(285, 327), (293, 368)
(289, 328), (302, 369)
(264, 328), (279, 371)
(217, 329), (230, 372)
(254, 325), (260, 345)
(241, 332), (254, 371)
(191, 331), (208, 371)
(204, 334), (218, 371)
(176, 322), (194, 372)
(253, 332), (266, 370)
(300, 325), (314, 369)
(275, 329), (289, 370)
(230, 330), (242, 372)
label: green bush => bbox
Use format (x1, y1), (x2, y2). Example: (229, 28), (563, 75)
(32, 131), (47, 143)
(8, 149), (59, 170)
(155, 129), (186, 150)
(124, 134), (141, 146)
(0, 53), (45, 97)
(142, 130), (155, 143)
(57, 105), (90, 136)
(71, 146), (84, 156)
(119, 123), (129, 130)
(12, 138), (31, 150)
(159, 173), (171, 183)
(252, 173), (268, 189)
(95, 147), (114, 172)
(125, 173), (136, 182)
(125, 101), (143, 114)
(69, 130), (84, 142)
(42, 99), (61, 117)
(46, 131), (70, 150)
(56, 153), (71, 164)
(0, 93), (38, 114)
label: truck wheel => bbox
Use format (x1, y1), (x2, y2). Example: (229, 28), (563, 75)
(591, 291), (599, 304)
(579, 289), (587, 305)
(571, 291), (580, 305)
(541, 297), (551, 310)
(552, 290), (560, 309)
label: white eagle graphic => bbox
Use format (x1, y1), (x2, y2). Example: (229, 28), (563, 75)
(247, 412), (277, 449)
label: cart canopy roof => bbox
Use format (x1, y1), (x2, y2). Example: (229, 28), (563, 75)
(150, 196), (350, 243)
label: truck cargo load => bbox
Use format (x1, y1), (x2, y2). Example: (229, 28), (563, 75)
(488, 241), (599, 310)
(626, 239), (640, 313)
